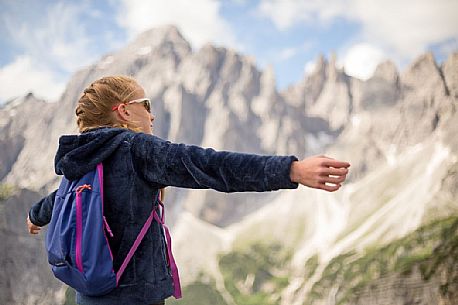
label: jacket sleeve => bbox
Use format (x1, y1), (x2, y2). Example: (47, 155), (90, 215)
(28, 189), (57, 227)
(130, 133), (299, 192)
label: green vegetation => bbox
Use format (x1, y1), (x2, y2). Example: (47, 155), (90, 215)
(64, 287), (76, 305)
(168, 281), (227, 305)
(218, 242), (292, 305)
(304, 255), (319, 279)
(64, 282), (226, 305)
(305, 215), (458, 305)
(0, 183), (15, 201)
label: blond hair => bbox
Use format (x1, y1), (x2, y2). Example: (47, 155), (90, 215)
(75, 76), (143, 133)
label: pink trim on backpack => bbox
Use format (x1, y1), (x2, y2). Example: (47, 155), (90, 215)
(97, 163), (114, 260)
(154, 198), (182, 299)
(75, 187), (87, 273)
(75, 184), (93, 273)
(116, 208), (156, 285)
(114, 190), (182, 299)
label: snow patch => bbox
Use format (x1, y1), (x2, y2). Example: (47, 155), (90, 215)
(97, 56), (114, 69)
(137, 46), (152, 56)
(351, 114), (361, 127)
(386, 144), (398, 166)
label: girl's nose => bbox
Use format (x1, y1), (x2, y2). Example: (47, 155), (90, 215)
(150, 113), (155, 122)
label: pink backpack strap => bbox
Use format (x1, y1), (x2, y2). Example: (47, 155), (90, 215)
(154, 195), (182, 299)
(116, 191), (182, 299)
(116, 206), (155, 285)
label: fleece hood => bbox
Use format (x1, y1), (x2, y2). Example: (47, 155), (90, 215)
(54, 127), (133, 180)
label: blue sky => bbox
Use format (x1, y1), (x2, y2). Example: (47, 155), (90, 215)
(1, 0), (457, 104)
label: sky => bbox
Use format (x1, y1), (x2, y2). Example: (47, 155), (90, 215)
(0, 0), (457, 104)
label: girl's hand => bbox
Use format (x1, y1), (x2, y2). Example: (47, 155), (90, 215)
(27, 215), (41, 234)
(290, 155), (350, 192)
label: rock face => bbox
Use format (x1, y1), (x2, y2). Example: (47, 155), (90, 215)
(356, 60), (400, 110)
(0, 94), (58, 190)
(443, 52), (458, 98)
(352, 267), (458, 305)
(0, 25), (457, 305)
(284, 54), (352, 131)
(322, 52), (457, 182)
(0, 189), (64, 305)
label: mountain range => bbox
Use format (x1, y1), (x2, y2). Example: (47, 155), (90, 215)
(1, 25), (457, 305)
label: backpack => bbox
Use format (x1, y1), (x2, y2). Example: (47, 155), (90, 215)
(46, 162), (182, 298)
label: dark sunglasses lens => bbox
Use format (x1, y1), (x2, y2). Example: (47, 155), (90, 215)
(143, 100), (151, 112)
(144, 100), (151, 112)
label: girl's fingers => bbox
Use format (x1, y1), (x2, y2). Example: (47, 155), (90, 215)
(322, 167), (348, 176)
(319, 182), (341, 192)
(322, 175), (346, 184)
(27, 217), (41, 234)
(323, 159), (351, 168)
(29, 226), (39, 234)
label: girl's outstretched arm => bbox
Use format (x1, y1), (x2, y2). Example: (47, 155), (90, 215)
(131, 133), (350, 192)
(131, 133), (299, 192)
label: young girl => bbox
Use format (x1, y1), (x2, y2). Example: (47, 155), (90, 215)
(27, 76), (350, 305)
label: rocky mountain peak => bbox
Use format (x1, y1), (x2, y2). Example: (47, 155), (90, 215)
(372, 60), (399, 83)
(283, 54), (327, 107)
(261, 64), (276, 91)
(102, 24), (193, 77)
(0, 92), (43, 111)
(305, 52), (351, 130)
(327, 52), (339, 81)
(311, 54), (327, 77)
(401, 52), (447, 96)
(406, 52), (436, 72)
(195, 43), (231, 71)
(442, 52), (458, 98)
(133, 24), (191, 52)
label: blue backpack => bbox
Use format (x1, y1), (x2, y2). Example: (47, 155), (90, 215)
(46, 163), (182, 297)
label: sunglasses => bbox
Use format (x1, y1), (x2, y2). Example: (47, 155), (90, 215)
(112, 98), (151, 113)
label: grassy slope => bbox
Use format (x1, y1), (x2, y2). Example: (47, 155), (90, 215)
(306, 215), (458, 305)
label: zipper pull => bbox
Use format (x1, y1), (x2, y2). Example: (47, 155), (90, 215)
(76, 184), (92, 194)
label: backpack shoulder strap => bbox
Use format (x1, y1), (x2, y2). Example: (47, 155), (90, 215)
(115, 189), (182, 298)
(115, 192), (158, 285)
(153, 197), (182, 299)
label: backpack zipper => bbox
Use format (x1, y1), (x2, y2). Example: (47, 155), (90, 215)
(75, 184), (92, 273)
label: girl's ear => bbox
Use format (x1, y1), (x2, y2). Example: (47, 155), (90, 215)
(115, 104), (131, 121)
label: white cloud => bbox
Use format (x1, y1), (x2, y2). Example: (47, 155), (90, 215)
(276, 42), (313, 62)
(258, 1), (348, 30)
(4, 2), (96, 72)
(342, 43), (386, 80)
(304, 60), (317, 75)
(116, 0), (241, 50)
(278, 47), (299, 61)
(0, 2), (101, 102)
(0, 55), (65, 103)
(257, 0), (458, 60)
(353, 0), (458, 59)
